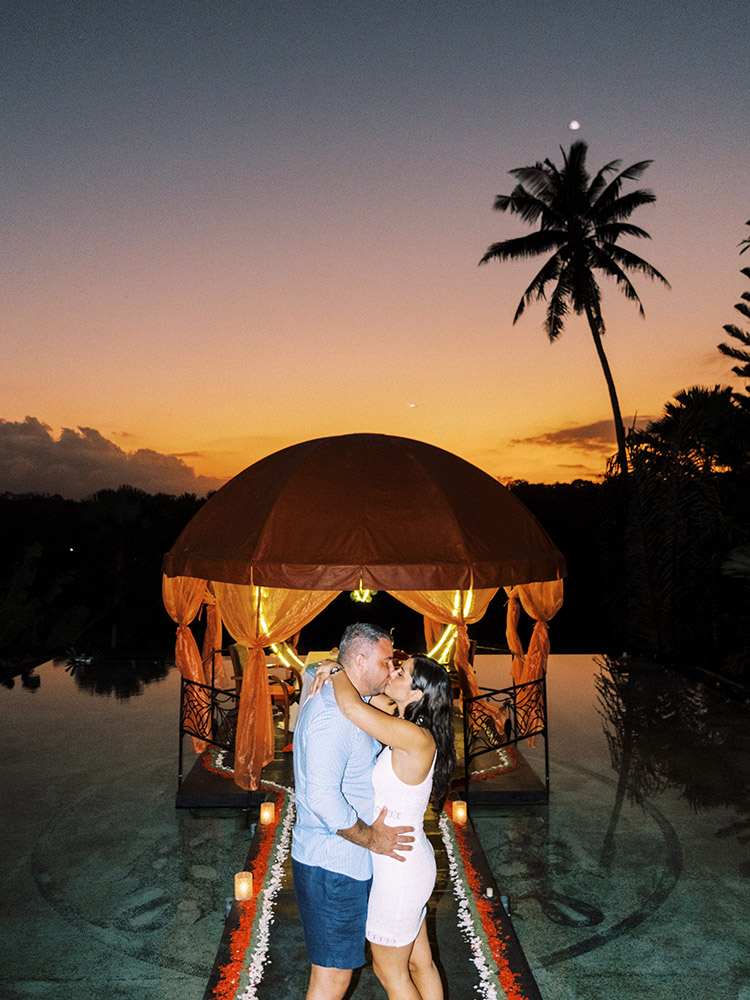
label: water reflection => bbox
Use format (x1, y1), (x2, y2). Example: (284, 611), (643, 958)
(60, 655), (172, 699)
(1, 655), (173, 698)
(1, 669), (42, 691)
(596, 654), (750, 865)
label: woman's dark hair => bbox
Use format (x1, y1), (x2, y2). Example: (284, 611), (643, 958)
(402, 654), (456, 808)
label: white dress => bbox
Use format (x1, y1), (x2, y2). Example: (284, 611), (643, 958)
(366, 745), (436, 948)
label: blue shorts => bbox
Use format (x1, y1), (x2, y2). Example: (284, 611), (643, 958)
(292, 858), (372, 969)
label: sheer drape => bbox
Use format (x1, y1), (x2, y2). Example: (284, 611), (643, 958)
(504, 579), (564, 738)
(422, 616), (443, 653)
(389, 588), (498, 696)
(200, 588), (232, 690)
(504, 580), (564, 684)
(212, 583), (339, 790)
(162, 574), (210, 752)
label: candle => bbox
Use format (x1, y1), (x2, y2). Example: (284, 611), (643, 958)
(234, 871), (253, 900)
(453, 800), (467, 824)
(260, 801), (275, 825)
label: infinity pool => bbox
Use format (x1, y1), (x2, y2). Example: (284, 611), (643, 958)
(473, 654), (750, 1000)
(1, 655), (748, 999)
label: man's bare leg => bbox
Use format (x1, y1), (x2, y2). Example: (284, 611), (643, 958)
(306, 964), (352, 1000)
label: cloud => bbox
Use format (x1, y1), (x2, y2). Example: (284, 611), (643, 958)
(512, 416), (654, 454)
(0, 417), (227, 499)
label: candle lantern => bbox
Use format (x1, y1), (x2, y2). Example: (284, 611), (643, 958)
(234, 871), (253, 900)
(453, 800), (467, 825)
(260, 801), (275, 825)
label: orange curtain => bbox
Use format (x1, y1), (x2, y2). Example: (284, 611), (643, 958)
(389, 588), (498, 697)
(201, 588), (232, 690)
(504, 580), (564, 684)
(504, 579), (564, 739)
(505, 592), (525, 685)
(213, 583), (339, 790)
(162, 574), (210, 752)
(423, 616), (443, 652)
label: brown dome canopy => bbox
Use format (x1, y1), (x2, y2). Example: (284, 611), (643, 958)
(163, 433), (565, 591)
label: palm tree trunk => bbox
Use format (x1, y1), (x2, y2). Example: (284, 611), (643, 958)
(585, 304), (628, 477)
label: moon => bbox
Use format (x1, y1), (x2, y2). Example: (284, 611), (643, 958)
(569, 120), (581, 130)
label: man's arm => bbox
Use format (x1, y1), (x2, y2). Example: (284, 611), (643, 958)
(338, 806), (414, 861)
(303, 707), (360, 833)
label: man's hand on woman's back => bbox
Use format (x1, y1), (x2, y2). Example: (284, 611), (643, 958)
(337, 807), (414, 861)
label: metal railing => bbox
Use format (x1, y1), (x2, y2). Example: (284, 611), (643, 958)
(462, 675), (549, 799)
(178, 676), (239, 784)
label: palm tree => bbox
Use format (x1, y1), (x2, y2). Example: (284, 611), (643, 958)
(479, 140), (670, 476)
(634, 384), (750, 474)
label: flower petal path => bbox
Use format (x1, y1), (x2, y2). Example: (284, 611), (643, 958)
(203, 786), (541, 1000)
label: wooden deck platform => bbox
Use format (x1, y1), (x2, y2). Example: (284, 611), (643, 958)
(177, 707), (547, 809)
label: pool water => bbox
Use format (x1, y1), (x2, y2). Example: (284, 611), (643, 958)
(472, 654), (750, 1000)
(0, 660), (240, 1000)
(1, 654), (748, 1000)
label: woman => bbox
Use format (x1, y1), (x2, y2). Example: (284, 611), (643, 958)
(313, 654), (455, 1000)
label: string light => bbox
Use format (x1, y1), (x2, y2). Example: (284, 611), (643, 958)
(350, 589), (376, 603)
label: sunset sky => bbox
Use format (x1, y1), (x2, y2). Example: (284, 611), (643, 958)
(3, 0), (748, 498)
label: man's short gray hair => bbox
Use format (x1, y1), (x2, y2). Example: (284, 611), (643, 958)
(338, 622), (391, 665)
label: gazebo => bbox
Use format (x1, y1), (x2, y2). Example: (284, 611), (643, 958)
(162, 433), (565, 790)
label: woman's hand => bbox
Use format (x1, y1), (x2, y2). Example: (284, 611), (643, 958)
(308, 658), (340, 697)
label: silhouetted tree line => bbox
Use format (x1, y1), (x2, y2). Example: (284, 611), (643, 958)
(1, 458), (748, 683)
(0, 487), (204, 670)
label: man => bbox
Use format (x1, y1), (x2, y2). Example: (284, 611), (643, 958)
(292, 622), (415, 1000)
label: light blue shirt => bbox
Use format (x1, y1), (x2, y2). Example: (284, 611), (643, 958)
(292, 681), (379, 880)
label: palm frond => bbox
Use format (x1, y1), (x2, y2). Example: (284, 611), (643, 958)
(508, 164), (555, 200)
(720, 324), (750, 347)
(717, 333), (750, 376)
(596, 222), (652, 243)
(596, 189), (657, 224)
(494, 185), (560, 226)
(587, 159), (623, 202)
(561, 140), (590, 176)
(513, 253), (563, 322)
(615, 159), (653, 183)
(595, 160), (653, 209)
(604, 244), (671, 286)
(479, 230), (565, 265)
(589, 247), (646, 312)
(544, 275), (572, 341)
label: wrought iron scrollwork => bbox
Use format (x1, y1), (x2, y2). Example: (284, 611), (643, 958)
(180, 677), (239, 750)
(462, 676), (549, 798)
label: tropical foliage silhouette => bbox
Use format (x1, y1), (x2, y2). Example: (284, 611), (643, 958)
(717, 258), (750, 399)
(480, 140), (669, 476)
(620, 384), (750, 663)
